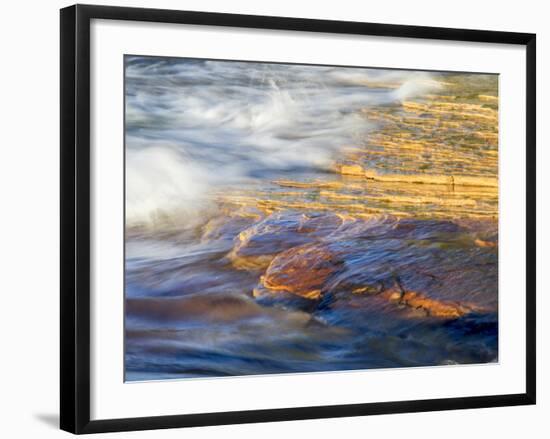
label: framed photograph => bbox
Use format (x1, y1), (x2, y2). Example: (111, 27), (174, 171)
(60, 4), (536, 434)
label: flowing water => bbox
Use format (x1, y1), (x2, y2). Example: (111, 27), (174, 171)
(124, 56), (498, 381)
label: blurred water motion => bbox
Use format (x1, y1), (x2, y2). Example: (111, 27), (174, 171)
(125, 57), (498, 381)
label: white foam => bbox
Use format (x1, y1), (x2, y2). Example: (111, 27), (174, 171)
(125, 58), (439, 224)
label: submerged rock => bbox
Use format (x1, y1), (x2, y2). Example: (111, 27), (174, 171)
(201, 209), (262, 242)
(383, 288), (478, 318)
(228, 211), (343, 271)
(251, 215), (495, 320)
(259, 243), (340, 300)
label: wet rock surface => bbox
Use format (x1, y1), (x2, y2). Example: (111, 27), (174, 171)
(258, 243), (339, 299)
(228, 211), (343, 271)
(126, 209), (498, 380)
(251, 213), (497, 314)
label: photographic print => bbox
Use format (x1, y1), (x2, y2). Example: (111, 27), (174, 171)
(124, 56), (499, 382)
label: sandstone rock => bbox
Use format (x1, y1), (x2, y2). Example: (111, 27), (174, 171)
(339, 164), (365, 176)
(259, 243), (339, 299)
(228, 212), (343, 271)
(361, 169), (497, 188)
(474, 238), (497, 248)
(384, 288), (473, 318)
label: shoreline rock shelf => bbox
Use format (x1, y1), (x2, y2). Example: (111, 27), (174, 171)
(339, 165), (498, 188)
(214, 76), (498, 222)
(241, 210), (497, 321)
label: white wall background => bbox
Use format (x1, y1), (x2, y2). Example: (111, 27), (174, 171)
(0, 0), (547, 437)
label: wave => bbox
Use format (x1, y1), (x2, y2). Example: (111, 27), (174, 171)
(125, 57), (440, 225)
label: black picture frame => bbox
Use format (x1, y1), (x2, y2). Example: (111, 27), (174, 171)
(60, 4), (536, 434)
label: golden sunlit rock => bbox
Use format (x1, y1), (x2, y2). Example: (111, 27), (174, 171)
(216, 75), (498, 222)
(384, 289), (474, 318)
(478, 94), (498, 102)
(474, 238), (498, 248)
(340, 164), (365, 176)
(274, 180), (344, 190)
(260, 244), (338, 300)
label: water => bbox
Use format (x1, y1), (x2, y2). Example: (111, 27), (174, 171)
(124, 56), (498, 381)
(125, 57), (440, 225)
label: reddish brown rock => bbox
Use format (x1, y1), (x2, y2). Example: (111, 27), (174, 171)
(383, 288), (476, 318)
(229, 212), (343, 271)
(259, 243), (339, 300)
